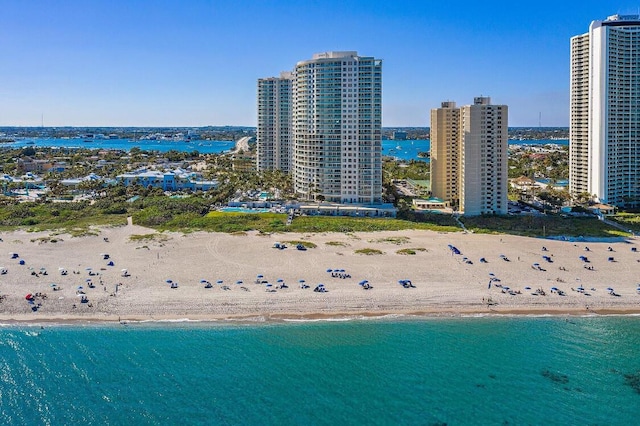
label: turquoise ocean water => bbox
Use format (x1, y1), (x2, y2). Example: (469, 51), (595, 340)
(1, 316), (639, 425)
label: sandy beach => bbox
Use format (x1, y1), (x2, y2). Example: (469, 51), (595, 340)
(1, 222), (639, 323)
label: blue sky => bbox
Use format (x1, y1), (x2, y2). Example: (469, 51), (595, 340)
(1, 0), (638, 127)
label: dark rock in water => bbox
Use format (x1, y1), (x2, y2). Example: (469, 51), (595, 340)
(623, 371), (640, 394)
(488, 374), (497, 379)
(541, 369), (569, 384)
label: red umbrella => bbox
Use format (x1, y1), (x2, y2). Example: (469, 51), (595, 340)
(25, 293), (33, 300)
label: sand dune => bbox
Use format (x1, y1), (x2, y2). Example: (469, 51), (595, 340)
(1, 223), (639, 323)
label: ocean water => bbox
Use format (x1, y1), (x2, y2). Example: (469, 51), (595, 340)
(1, 316), (639, 425)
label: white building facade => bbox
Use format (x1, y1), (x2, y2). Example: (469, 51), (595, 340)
(570, 14), (640, 207)
(257, 72), (293, 172)
(292, 51), (383, 204)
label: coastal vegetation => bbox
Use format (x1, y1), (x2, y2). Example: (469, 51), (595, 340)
(283, 240), (317, 248)
(396, 248), (427, 255)
(460, 215), (629, 238)
(354, 248), (384, 255)
(369, 236), (410, 245)
(0, 130), (633, 239)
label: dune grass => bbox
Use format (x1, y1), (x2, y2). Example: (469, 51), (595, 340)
(354, 248), (385, 255)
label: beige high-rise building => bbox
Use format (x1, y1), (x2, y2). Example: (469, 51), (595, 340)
(430, 101), (460, 204)
(570, 14), (640, 207)
(459, 97), (508, 216)
(430, 97), (508, 216)
(256, 72), (293, 172)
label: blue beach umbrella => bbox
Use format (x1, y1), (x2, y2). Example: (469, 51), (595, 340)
(166, 279), (172, 283)
(257, 274), (263, 278)
(326, 269), (332, 273)
(524, 286), (531, 290)
(298, 279), (305, 283)
(77, 286), (83, 290)
(277, 279), (284, 283)
(200, 279), (207, 283)
(217, 280), (223, 285)
(236, 280), (243, 285)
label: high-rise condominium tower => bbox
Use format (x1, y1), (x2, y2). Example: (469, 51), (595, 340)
(430, 97), (508, 216)
(257, 72), (293, 172)
(459, 97), (508, 216)
(430, 101), (460, 204)
(293, 51), (383, 203)
(570, 15), (640, 207)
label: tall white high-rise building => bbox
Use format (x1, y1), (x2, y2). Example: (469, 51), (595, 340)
(570, 14), (640, 207)
(292, 51), (383, 204)
(256, 72), (293, 172)
(429, 97), (508, 216)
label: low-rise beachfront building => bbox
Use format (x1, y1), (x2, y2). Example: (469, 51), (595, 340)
(412, 197), (452, 213)
(116, 169), (218, 192)
(588, 203), (616, 216)
(60, 173), (104, 187)
(295, 202), (396, 218)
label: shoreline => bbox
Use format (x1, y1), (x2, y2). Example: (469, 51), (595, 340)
(2, 307), (640, 327)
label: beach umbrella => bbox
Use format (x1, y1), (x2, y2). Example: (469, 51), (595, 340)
(607, 287), (614, 292)
(25, 293), (32, 300)
(266, 283), (272, 287)
(50, 283), (57, 287)
(326, 269), (333, 273)
(166, 279), (173, 283)
(503, 286), (510, 290)
(551, 287), (558, 291)
(86, 267), (92, 271)
(217, 280), (223, 284)
(524, 286), (531, 290)
(77, 286), (83, 290)
(200, 279), (207, 283)
(236, 280), (243, 285)
(277, 279), (284, 283)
